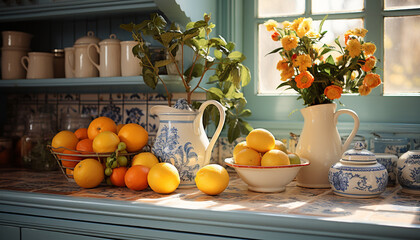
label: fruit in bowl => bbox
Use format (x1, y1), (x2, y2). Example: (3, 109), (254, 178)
(226, 128), (310, 192)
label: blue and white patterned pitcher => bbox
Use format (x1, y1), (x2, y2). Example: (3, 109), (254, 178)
(151, 100), (225, 188)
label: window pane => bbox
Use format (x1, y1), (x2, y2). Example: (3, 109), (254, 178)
(385, 0), (420, 10)
(258, 0), (305, 18)
(312, 0), (364, 14)
(384, 16), (420, 94)
(258, 19), (363, 94)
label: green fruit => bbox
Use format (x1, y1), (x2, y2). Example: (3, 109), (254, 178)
(106, 156), (114, 164)
(110, 160), (118, 168)
(117, 156), (128, 167)
(288, 153), (301, 164)
(106, 177), (112, 185)
(274, 140), (288, 154)
(117, 142), (127, 151)
(105, 167), (113, 176)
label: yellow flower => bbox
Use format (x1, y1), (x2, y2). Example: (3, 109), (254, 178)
(346, 38), (362, 58)
(280, 65), (295, 81)
(358, 84), (372, 96)
(291, 17), (304, 31)
(362, 42), (376, 56)
(295, 54), (312, 72)
(276, 59), (288, 71)
(281, 33), (299, 51)
(297, 18), (313, 38)
(306, 30), (320, 38)
(282, 21), (292, 29)
(264, 19), (279, 32)
(346, 28), (368, 38)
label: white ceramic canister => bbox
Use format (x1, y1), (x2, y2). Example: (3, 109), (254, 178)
(375, 153), (398, 186)
(88, 34), (121, 77)
(64, 47), (75, 78)
(397, 150), (420, 194)
(329, 142), (388, 198)
(69, 31), (100, 78)
(120, 40), (142, 76)
(2, 31), (33, 48)
(1, 46), (29, 79)
(21, 52), (54, 79)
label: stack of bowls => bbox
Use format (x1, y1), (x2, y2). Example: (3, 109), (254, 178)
(1, 31), (33, 80)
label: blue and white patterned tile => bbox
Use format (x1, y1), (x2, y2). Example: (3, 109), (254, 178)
(123, 93), (147, 102)
(147, 93), (168, 103)
(210, 138), (220, 164)
(99, 103), (123, 124)
(81, 104), (99, 119)
(80, 93), (98, 102)
(99, 93), (123, 102)
(59, 93), (79, 102)
(218, 137), (245, 167)
(123, 104), (147, 129)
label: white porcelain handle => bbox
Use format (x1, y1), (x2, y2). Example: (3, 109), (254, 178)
(87, 43), (100, 70)
(334, 109), (360, 154)
(194, 100), (226, 164)
(21, 56), (29, 71)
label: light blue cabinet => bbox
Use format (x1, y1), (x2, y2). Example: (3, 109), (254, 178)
(21, 228), (110, 240)
(0, 224), (20, 240)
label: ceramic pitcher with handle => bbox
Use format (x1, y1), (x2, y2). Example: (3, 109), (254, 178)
(296, 103), (360, 188)
(151, 99), (225, 188)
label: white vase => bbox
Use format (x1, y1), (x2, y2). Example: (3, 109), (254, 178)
(296, 103), (360, 188)
(151, 100), (225, 188)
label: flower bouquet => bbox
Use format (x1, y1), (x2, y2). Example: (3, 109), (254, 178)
(264, 17), (381, 106)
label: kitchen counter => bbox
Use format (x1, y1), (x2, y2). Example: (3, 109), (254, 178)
(0, 168), (419, 240)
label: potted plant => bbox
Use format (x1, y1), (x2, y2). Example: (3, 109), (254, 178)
(121, 13), (252, 187)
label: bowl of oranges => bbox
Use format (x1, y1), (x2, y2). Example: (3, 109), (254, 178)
(225, 128), (310, 193)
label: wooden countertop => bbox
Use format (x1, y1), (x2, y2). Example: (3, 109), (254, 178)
(0, 168), (419, 239)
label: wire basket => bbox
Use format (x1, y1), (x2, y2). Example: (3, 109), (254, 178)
(48, 145), (148, 182)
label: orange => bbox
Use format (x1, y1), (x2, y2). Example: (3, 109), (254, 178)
(52, 130), (79, 153)
(118, 123), (148, 152)
(92, 131), (120, 153)
(73, 158), (104, 188)
(76, 138), (94, 154)
(87, 116), (117, 140)
(147, 163), (180, 194)
(66, 168), (74, 178)
(132, 152), (159, 169)
(195, 164), (229, 195)
(124, 165), (149, 191)
(110, 167), (127, 187)
(60, 149), (83, 168)
(117, 124), (125, 134)
(74, 128), (88, 140)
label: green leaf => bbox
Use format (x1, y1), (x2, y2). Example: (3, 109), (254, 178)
(183, 28), (200, 41)
(228, 51), (246, 62)
(214, 49), (223, 59)
(240, 64), (251, 87)
(226, 42), (235, 52)
(142, 67), (157, 89)
(239, 109), (252, 118)
(238, 119), (253, 135)
(326, 55), (335, 65)
(209, 37), (227, 46)
(231, 65), (241, 88)
(160, 32), (182, 46)
(319, 15), (328, 33)
(219, 64), (233, 82)
(120, 23), (134, 32)
(153, 14), (167, 30)
(155, 59), (173, 68)
(186, 21), (195, 30)
(227, 119), (241, 143)
(184, 63), (204, 78)
(207, 87), (224, 99)
(194, 20), (208, 28)
(207, 75), (219, 84)
(265, 47), (283, 56)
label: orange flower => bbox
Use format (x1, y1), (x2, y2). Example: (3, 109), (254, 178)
(346, 38), (362, 58)
(358, 84), (372, 96)
(281, 33), (299, 51)
(324, 85), (343, 100)
(271, 31), (280, 41)
(363, 73), (381, 88)
(294, 71), (314, 89)
(361, 56), (377, 72)
(276, 59), (288, 71)
(280, 66), (295, 81)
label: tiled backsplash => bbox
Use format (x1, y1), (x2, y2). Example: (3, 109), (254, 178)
(2, 93), (420, 166)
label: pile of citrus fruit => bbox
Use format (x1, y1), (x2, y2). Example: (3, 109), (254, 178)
(233, 128), (301, 166)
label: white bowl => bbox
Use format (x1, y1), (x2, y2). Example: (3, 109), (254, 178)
(224, 158), (310, 193)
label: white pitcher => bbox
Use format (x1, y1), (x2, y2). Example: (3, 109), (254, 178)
(68, 31), (100, 78)
(296, 103), (360, 188)
(151, 100), (226, 188)
(88, 34), (121, 77)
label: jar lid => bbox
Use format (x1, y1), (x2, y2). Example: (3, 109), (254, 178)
(74, 31), (100, 45)
(99, 34), (120, 45)
(341, 141), (376, 164)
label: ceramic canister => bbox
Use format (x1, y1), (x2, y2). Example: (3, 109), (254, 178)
(1, 46), (29, 79)
(329, 142), (388, 198)
(397, 150), (420, 195)
(2, 31), (33, 48)
(88, 34), (121, 77)
(70, 31), (100, 78)
(64, 47), (74, 78)
(120, 41), (142, 76)
(375, 153), (398, 186)
(21, 52), (54, 79)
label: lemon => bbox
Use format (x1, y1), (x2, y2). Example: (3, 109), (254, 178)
(195, 164), (229, 195)
(274, 140), (288, 154)
(261, 149), (290, 166)
(246, 128), (275, 153)
(233, 141), (248, 158)
(132, 152), (159, 169)
(92, 131), (120, 153)
(234, 148), (261, 166)
(147, 163), (180, 194)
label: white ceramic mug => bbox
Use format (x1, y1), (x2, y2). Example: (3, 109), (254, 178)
(71, 44), (99, 78)
(21, 52), (54, 79)
(2, 31), (33, 48)
(87, 34), (121, 77)
(1, 47), (29, 80)
(120, 41), (142, 76)
(64, 47), (75, 78)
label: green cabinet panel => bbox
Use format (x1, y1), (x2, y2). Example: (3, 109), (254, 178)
(0, 224), (20, 240)
(21, 228), (109, 240)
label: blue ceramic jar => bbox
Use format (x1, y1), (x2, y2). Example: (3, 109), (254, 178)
(397, 150), (420, 194)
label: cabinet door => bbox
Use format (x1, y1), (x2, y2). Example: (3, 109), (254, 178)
(0, 225), (20, 240)
(21, 228), (110, 240)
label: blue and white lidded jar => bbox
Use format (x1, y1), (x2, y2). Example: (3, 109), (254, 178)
(329, 141), (388, 198)
(397, 150), (420, 195)
(375, 153), (398, 186)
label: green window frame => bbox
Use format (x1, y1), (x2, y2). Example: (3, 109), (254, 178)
(238, 0), (420, 131)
